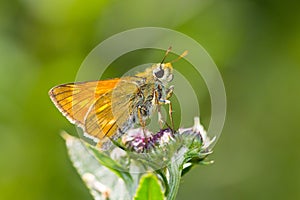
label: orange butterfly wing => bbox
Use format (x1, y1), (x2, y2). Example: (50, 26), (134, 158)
(49, 79), (120, 127)
(84, 78), (141, 148)
(49, 78), (141, 149)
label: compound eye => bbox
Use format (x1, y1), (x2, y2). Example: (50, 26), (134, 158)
(154, 68), (164, 78)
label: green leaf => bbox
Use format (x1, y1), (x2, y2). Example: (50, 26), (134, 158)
(62, 132), (131, 200)
(87, 145), (133, 187)
(134, 173), (164, 200)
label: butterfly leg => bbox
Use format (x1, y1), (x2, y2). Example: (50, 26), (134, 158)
(155, 90), (166, 129)
(165, 85), (175, 131)
(155, 88), (175, 131)
(157, 104), (164, 129)
(168, 100), (174, 131)
(166, 85), (174, 99)
(161, 85), (174, 130)
(137, 105), (148, 139)
(159, 99), (174, 131)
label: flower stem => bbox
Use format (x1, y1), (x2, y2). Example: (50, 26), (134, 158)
(166, 148), (187, 200)
(155, 169), (170, 196)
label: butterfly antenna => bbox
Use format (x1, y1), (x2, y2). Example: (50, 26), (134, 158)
(170, 50), (188, 63)
(161, 46), (172, 64)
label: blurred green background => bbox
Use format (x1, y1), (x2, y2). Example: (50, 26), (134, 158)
(1, 0), (300, 199)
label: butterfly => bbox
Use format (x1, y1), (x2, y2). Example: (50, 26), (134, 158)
(49, 48), (187, 150)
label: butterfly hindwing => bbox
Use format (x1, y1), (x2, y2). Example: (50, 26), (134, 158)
(84, 78), (144, 148)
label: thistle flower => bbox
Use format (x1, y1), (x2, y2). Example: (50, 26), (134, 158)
(63, 117), (215, 200)
(122, 117), (214, 156)
(122, 128), (175, 153)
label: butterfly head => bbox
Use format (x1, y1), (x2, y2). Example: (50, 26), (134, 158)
(152, 63), (173, 83)
(152, 48), (188, 83)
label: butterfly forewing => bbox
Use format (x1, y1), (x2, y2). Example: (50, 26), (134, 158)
(49, 76), (147, 149)
(49, 79), (120, 127)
